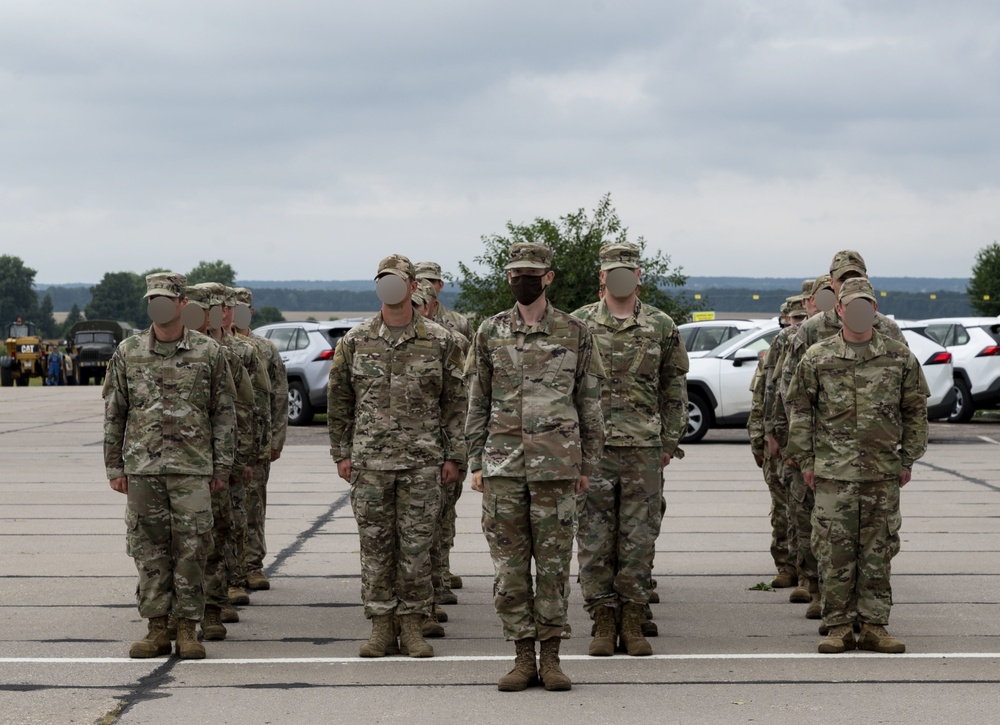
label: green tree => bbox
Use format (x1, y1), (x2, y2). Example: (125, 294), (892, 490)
(454, 194), (693, 325)
(0, 255), (39, 324)
(968, 242), (1000, 316)
(37, 294), (59, 339)
(253, 306), (285, 326)
(187, 260), (237, 287)
(86, 272), (147, 327)
(61, 303), (82, 336)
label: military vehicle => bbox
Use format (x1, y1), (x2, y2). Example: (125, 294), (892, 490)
(69, 320), (135, 385)
(1, 319), (45, 386)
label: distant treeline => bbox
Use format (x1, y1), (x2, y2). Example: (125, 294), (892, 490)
(694, 288), (972, 319)
(249, 288), (459, 312)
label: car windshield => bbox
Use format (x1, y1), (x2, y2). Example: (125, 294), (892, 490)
(75, 332), (115, 344)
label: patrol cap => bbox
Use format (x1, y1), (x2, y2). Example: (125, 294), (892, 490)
(838, 277), (877, 306)
(600, 242), (640, 271)
(779, 301), (790, 317)
(223, 286), (239, 307)
(411, 286), (428, 307)
(144, 272), (187, 299)
(184, 285), (213, 310)
(830, 249), (867, 280)
(193, 282), (226, 308)
(376, 254), (416, 280)
(810, 275), (833, 296)
(787, 295), (808, 318)
(418, 278), (438, 300)
(233, 287), (253, 305)
(505, 242), (552, 271)
(801, 279), (815, 295)
(415, 261), (443, 281)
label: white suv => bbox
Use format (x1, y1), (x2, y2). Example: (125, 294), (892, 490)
(679, 320), (770, 358)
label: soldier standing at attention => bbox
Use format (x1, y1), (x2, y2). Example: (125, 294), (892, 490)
(786, 277), (928, 654)
(327, 255), (467, 659)
(571, 242), (688, 657)
(466, 241), (605, 692)
(104, 272), (236, 660)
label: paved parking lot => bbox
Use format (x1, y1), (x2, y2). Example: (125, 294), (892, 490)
(2, 387), (999, 724)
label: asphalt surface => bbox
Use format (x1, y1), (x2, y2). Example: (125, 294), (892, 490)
(1, 387), (999, 725)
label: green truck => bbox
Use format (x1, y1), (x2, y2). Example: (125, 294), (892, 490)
(69, 320), (136, 385)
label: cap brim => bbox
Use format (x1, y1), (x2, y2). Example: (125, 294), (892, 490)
(831, 264), (867, 280)
(375, 269), (410, 280)
(186, 300), (211, 309)
(840, 293), (877, 305)
(505, 261), (549, 271)
(144, 289), (180, 299)
(601, 262), (639, 271)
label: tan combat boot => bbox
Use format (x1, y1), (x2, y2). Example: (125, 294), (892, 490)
(448, 573), (463, 590)
(805, 579), (822, 620)
(771, 567), (797, 588)
(220, 603), (240, 623)
(789, 574), (811, 603)
(640, 619), (658, 637)
(129, 616), (171, 658)
(201, 605), (227, 641)
(588, 606), (617, 657)
(422, 612), (445, 639)
(399, 613), (434, 658)
(648, 589), (660, 604)
(538, 638), (572, 691)
(358, 614), (395, 658)
(818, 624), (856, 654)
(432, 603), (449, 623)
(175, 618), (206, 659)
(857, 623), (905, 654)
(620, 602), (653, 656)
(498, 638), (538, 692)
(246, 570), (270, 590)
(228, 585), (250, 606)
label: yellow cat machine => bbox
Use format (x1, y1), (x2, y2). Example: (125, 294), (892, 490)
(1, 318), (45, 386)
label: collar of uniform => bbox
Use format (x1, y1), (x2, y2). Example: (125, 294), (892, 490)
(594, 298), (642, 329)
(145, 326), (195, 353)
(369, 312), (421, 342)
(834, 327), (887, 360)
(509, 301), (553, 334)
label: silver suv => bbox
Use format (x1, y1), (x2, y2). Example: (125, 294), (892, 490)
(253, 318), (369, 425)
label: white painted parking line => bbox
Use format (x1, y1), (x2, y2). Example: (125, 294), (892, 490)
(978, 436), (1000, 445)
(4, 653), (1000, 664)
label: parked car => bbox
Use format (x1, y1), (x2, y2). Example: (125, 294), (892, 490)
(904, 317), (1000, 422)
(896, 324), (956, 420)
(253, 318), (369, 425)
(679, 319), (770, 358)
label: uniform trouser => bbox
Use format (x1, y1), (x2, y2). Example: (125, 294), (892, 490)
(787, 465), (817, 581)
(647, 469), (666, 595)
(228, 475), (248, 587)
(430, 471), (465, 593)
(577, 447), (661, 611)
(351, 466), (441, 619)
(482, 476), (577, 642)
(125, 474), (213, 621)
(245, 460), (269, 573)
(762, 448), (792, 573)
(205, 484), (236, 609)
(812, 478), (901, 627)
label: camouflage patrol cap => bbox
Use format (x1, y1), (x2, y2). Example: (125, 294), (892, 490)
(801, 279), (815, 295)
(184, 285), (213, 310)
(144, 272), (187, 299)
(414, 261), (443, 281)
(838, 277), (877, 306)
(411, 287), (428, 307)
(233, 287), (253, 305)
(600, 242), (640, 271)
(810, 274), (833, 296)
(830, 249), (867, 280)
(779, 301), (790, 317)
(418, 278), (438, 300)
(223, 286), (239, 307)
(505, 242), (553, 271)
(376, 254), (416, 280)
(193, 282), (226, 307)
(786, 295), (808, 318)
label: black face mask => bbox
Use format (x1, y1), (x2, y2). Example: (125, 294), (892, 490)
(510, 275), (545, 305)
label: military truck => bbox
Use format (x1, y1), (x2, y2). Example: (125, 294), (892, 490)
(69, 320), (135, 385)
(1, 319), (45, 386)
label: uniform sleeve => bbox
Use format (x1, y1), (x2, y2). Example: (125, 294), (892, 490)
(761, 336), (783, 436)
(230, 356), (256, 476)
(464, 324), (493, 473)
(440, 337), (468, 465)
(209, 349), (238, 481)
(326, 336), (356, 462)
(659, 327), (689, 459)
(899, 354), (930, 469)
(268, 344), (288, 453)
(775, 333), (806, 448)
(102, 347), (129, 480)
(250, 347), (272, 461)
(575, 326), (606, 478)
(785, 352), (819, 473)
(747, 359), (766, 456)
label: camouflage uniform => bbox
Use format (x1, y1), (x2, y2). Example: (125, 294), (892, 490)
(466, 243), (605, 642)
(103, 273), (236, 622)
(327, 255), (467, 620)
(786, 278), (928, 629)
(572, 244), (688, 615)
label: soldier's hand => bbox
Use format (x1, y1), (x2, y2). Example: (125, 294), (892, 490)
(337, 458), (352, 481)
(109, 477), (128, 494)
(243, 465), (253, 484)
(270, 449), (282, 462)
(441, 461), (460, 485)
(767, 434), (780, 457)
(900, 468), (912, 488)
(471, 470), (484, 492)
(576, 476), (590, 495)
(803, 470), (815, 490)
(661, 452), (671, 469)
(210, 477), (227, 493)
(785, 458), (799, 470)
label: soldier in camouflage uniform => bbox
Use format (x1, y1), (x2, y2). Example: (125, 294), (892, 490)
(327, 254), (467, 659)
(571, 242), (688, 658)
(466, 241), (605, 692)
(786, 277), (928, 654)
(415, 260), (474, 342)
(104, 272), (236, 660)
(233, 286), (288, 592)
(775, 252), (908, 621)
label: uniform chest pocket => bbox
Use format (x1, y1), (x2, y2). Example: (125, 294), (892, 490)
(351, 346), (389, 379)
(405, 357), (443, 407)
(631, 337), (662, 376)
(815, 362), (856, 420)
(165, 361), (210, 403)
(539, 341), (578, 392)
(490, 344), (521, 393)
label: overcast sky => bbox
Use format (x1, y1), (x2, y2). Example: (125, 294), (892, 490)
(3, 0), (998, 285)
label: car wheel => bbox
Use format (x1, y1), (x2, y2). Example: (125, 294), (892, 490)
(948, 378), (975, 423)
(78, 371), (89, 386)
(287, 381), (314, 426)
(682, 391), (711, 443)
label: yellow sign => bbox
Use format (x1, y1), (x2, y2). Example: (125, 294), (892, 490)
(880, 291), (887, 297)
(985, 295), (991, 301)
(694, 294), (702, 300)
(692, 311), (716, 322)
(752, 294), (759, 300)
(930, 294), (937, 300)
